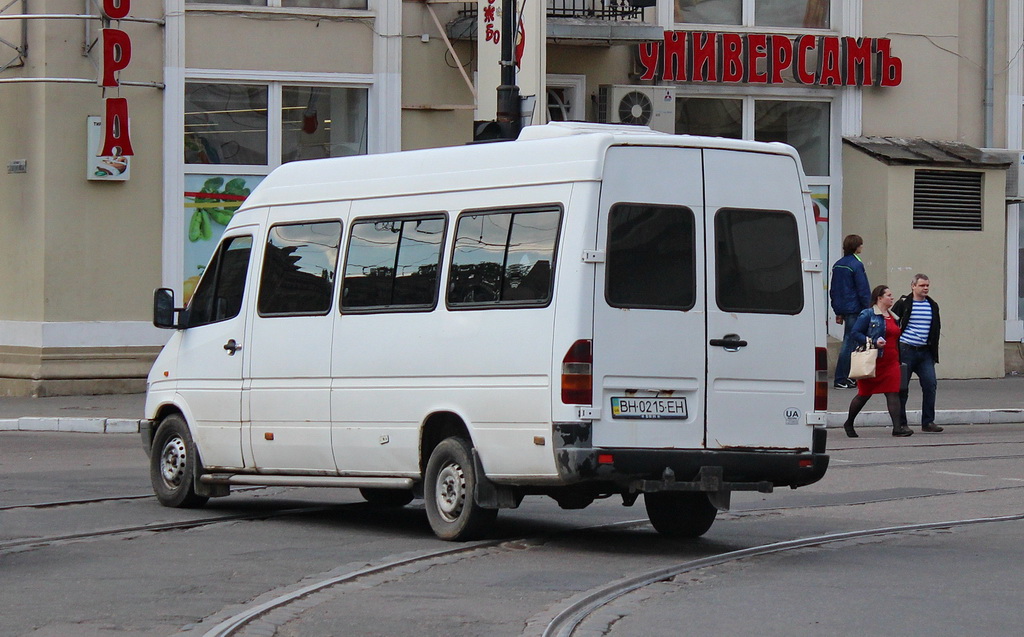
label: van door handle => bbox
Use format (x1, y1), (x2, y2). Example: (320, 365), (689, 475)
(709, 334), (747, 352)
(223, 339), (242, 355)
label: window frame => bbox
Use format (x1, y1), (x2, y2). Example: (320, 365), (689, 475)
(256, 220), (344, 318)
(446, 205), (563, 311)
(667, 0), (835, 31)
(183, 75), (373, 177)
(340, 212), (449, 314)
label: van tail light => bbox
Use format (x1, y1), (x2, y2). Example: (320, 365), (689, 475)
(814, 347), (828, 411)
(561, 339), (593, 405)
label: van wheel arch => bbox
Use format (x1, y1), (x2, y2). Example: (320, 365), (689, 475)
(419, 412), (472, 476)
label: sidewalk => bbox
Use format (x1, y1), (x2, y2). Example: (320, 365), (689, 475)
(1, 376), (1023, 434)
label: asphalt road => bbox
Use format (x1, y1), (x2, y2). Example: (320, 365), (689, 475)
(1, 425), (1022, 636)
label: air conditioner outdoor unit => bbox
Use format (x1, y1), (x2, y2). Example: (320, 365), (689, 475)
(981, 148), (1024, 201)
(598, 85), (676, 134)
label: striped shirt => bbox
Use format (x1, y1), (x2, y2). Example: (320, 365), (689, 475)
(900, 300), (932, 346)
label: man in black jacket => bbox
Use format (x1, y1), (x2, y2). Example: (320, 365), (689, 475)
(893, 273), (943, 433)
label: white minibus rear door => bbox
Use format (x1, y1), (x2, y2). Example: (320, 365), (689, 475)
(591, 146), (707, 450)
(703, 149), (817, 450)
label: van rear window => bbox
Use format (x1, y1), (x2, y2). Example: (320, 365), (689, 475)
(448, 207), (560, 307)
(342, 215), (446, 311)
(606, 204), (696, 310)
(714, 209), (803, 314)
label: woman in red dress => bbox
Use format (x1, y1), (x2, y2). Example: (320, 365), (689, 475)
(842, 285), (913, 438)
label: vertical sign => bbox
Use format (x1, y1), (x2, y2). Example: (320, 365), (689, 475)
(515, 0), (545, 126)
(476, 0), (502, 120)
(99, 0), (135, 156)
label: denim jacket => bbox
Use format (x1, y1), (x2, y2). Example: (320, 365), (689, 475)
(849, 306), (899, 357)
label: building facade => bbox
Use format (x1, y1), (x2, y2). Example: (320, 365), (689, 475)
(1, 0), (1022, 396)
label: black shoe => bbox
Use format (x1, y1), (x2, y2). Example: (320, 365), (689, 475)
(921, 423), (944, 433)
(843, 422), (859, 438)
(892, 426), (914, 437)
(833, 380), (855, 389)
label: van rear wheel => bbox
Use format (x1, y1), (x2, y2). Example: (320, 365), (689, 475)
(644, 492), (717, 538)
(150, 414), (209, 509)
(424, 438), (498, 541)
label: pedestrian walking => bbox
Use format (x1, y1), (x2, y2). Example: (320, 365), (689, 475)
(893, 273), (943, 433)
(829, 234), (871, 389)
(842, 285), (914, 438)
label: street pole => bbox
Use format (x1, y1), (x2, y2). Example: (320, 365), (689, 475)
(495, 0), (521, 138)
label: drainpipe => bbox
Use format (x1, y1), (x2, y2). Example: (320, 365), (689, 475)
(985, 0), (994, 147)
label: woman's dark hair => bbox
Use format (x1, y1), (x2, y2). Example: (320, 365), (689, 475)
(842, 234), (863, 256)
(870, 285), (890, 307)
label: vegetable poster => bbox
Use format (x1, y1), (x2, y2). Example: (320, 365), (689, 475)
(183, 174), (264, 303)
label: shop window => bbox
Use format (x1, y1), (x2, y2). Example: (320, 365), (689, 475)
(448, 208), (561, 307)
(676, 98), (742, 139)
(676, 0), (829, 29)
(913, 170), (983, 231)
(715, 209), (802, 314)
(342, 216), (447, 311)
(185, 82), (368, 166)
(258, 222), (342, 316)
(606, 204), (696, 310)
(283, 86), (367, 162)
(185, 83), (269, 165)
(754, 100), (830, 177)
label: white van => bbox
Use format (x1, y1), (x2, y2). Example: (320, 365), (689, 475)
(143, 122), (830, 541)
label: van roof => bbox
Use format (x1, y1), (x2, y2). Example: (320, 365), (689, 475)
(241, 122), (804, 210)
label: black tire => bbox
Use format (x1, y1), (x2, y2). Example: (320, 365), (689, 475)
(150, 414), (209, 509)
(359, 488), (414, 507)
(424, 437), (498, 541)
(644, 492), (717, 538)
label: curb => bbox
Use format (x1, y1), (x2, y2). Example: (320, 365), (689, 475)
(0, 417), (142, 434)
(825, 408), (1024, 428)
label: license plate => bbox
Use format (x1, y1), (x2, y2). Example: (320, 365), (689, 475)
(610, 396), (688, 419)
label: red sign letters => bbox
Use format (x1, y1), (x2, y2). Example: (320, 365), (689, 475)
(638, 32), (903, 87)
(99, 0), (134, 156)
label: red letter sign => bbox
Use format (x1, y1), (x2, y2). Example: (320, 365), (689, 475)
(103, 0), (130, 20)
(100, 97), (134, 156)
(101, 29), (132, 87)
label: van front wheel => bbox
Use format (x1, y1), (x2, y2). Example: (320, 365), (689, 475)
(150, 414), (209, 509)
(644, 492), (717, 538)
(424, 438), (498, 541)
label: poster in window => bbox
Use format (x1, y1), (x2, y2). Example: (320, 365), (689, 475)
(183, 174), (264, 303)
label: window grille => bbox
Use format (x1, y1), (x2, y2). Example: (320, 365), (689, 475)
(913, 170), (983, 231)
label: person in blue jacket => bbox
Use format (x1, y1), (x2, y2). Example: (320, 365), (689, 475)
(829, 234), (871, 389)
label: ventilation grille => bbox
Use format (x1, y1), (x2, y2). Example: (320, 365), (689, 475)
(913, 170), (983, 231)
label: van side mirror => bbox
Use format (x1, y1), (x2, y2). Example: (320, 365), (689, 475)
(153, 288), (182, 329)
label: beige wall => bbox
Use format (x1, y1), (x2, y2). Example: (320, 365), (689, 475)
(401, 4), (475, 150)
(185, 15), (373, 73)
(842, 145), (1006, 378)
(861, 0), (1009, 146)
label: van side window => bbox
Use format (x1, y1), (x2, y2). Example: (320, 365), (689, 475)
(715, 209), (803, 314)
(606, 204), (696, 310)
(187, 235), (253, 327)
(257, 222), (342, 316)
(342, 215), (446, 311)
(448, 207), (560, 306)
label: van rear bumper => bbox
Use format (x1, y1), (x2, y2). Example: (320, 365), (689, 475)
(554, 426), (829, 491)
